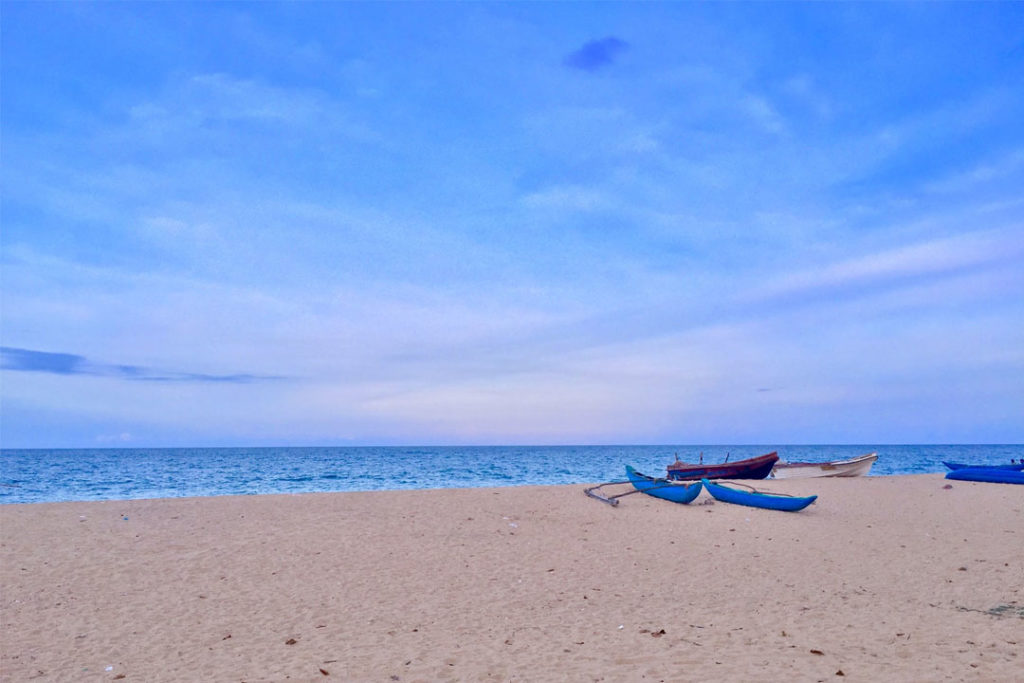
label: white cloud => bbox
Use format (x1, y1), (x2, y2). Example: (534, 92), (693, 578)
(520, 185), (610, 212)
(781, 74), (832, 119)
(923, 148), (1024, 194)
(96, 432), (133, 444)
(741, 94), (786, 135)
(752, 229), (1023, 301)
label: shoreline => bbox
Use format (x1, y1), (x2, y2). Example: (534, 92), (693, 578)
(2, 474), (1021, 681)
(0, 471), (980, 507)
(6, 445), (1022, 506)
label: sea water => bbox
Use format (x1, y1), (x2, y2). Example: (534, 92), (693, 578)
(1, 444), (1021, 504)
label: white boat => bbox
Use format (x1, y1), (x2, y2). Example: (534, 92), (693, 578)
(770, 452), (878, 479)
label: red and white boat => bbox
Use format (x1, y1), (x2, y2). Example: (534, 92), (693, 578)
(666, 451), (779, 481)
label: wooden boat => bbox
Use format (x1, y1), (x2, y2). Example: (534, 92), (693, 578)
(701, 478), (817, 512)
(943, 461), (1024, 471)
(666, 451), (778, 481)
(945, 468), (1024, 485)
(771, 452), (877, 479)
(625, 465), (703, 504)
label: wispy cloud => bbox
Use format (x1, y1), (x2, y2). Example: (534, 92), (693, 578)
(126, 72), (382, 142)
(922, 148), (1024, 194)
(520, 184), (611, 213)
(1, 347), (284, 384)
(780, 75), (832, 120)
(741, 95), (786, 135)
(564, 37), (628, 72)
(750, 229), (1024, 304)
(0, 347), (84, 374)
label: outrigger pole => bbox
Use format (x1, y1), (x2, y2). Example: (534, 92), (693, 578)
(583, 481), (631, 506)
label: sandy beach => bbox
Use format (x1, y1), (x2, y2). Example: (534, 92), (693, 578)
(1, 474), (1021, 682)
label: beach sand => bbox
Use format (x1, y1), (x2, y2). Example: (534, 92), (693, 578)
(2, 474), (1021, 682)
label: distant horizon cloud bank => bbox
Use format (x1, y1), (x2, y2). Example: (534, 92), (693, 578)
(1, 347), (285, 384)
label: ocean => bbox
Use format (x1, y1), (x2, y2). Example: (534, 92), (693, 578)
(1, 444), (1021, 504)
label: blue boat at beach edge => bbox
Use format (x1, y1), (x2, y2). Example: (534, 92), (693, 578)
(945, 468), (1024, 485)
(943, 461), (1024, 472)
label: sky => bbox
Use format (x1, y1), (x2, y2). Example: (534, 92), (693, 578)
(2, 2), (1023, 448)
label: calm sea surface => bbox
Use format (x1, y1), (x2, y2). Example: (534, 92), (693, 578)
(1, 445), (1022, 504)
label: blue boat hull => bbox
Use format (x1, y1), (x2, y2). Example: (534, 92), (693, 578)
(945, 468), (1024, 485)
(625, 466), (702, 504)
(701, 478), (817, 511)
(943, 461), (1024, 471)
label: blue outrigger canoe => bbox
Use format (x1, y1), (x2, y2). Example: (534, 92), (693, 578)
(583, 466), (703, 506)
(625, 465), (703, 504)
(943, 461), (1024, 472)
(945, 468), (1024, 485)
(701, 478), (817, 512)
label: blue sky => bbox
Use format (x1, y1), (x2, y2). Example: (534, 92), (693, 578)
(2, 2), (1022, 448)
